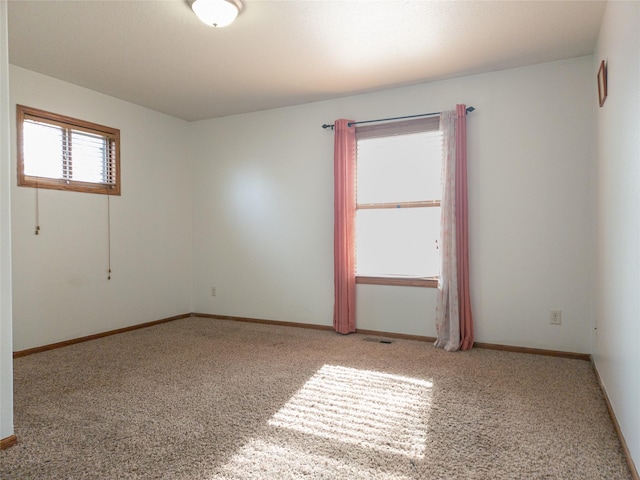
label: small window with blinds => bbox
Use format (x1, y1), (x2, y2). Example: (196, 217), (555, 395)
(17, 105), (120, 195)
(355, 117), (442, 287)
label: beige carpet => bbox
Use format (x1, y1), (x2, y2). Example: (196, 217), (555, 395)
(0, 317), (632, 479)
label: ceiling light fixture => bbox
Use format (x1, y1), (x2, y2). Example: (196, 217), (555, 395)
(191, 0), (243, 28)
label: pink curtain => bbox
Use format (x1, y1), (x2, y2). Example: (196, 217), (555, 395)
(333, 119), (357, 334)
(435, 105), (474, 351)
(455, 105), (474, 350)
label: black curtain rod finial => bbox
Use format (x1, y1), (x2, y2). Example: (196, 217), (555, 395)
(322, 124), (335, 130)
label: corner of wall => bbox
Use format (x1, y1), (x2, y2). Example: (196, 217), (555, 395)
(0, 0), (15, 442)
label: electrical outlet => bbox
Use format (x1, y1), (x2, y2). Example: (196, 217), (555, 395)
(211, 286), (217, 297)
(550, 310), (561, 325)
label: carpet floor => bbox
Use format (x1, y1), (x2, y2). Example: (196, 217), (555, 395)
(0, 317), (632, 479)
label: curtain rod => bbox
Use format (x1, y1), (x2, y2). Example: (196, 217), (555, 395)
(321, 106), (475, 130)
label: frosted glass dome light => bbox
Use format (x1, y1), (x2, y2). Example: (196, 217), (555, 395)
(191, 0), (243, 28)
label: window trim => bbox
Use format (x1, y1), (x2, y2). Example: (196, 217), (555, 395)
(357, 200), (440, 210)
(17, 105), (121, 195)
(356, 276), (438, 288)
(355, 117), (441, 288)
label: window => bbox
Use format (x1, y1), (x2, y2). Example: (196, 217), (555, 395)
(355, 117), (442, 287)
(17, 105), (120, 195)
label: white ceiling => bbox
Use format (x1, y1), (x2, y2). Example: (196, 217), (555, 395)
(8, 0), (606, 122)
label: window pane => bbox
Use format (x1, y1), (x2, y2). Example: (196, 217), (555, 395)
(23, 121), (64, 179)
(356, 207), (440, 277)
(23, 121), (114, 185)
(71, 130), (109, 183)
(357, 131), (442, 204)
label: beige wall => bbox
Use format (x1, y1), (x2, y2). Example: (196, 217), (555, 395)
(9, 66), (193, 351)
(9, 56), (599, 355)
(593, 0), (640, 471)
(190, 56), (597, 353)
(1, 0), (14, 442)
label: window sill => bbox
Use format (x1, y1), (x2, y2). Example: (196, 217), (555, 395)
(356, 276), (438, 288)
(19, 176), (121, 196)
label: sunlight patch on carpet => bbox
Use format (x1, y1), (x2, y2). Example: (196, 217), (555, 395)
(268, 364), (432, 458)
(212, 436), (416, 479)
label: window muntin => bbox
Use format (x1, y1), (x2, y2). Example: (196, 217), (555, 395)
(355, 126), (443, 283)
(17, 105), (120, 195)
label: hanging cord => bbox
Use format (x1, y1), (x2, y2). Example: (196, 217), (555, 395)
(34, 177), (40, 235)
(107, 187), (111, 280)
